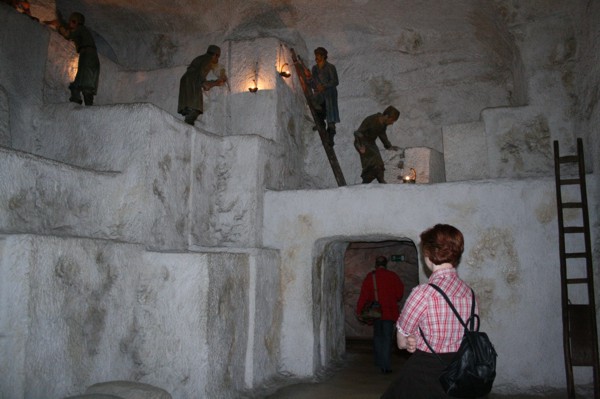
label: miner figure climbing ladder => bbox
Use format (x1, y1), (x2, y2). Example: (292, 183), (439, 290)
(553, 138), (599, 399)
(290, 48), (346, 187)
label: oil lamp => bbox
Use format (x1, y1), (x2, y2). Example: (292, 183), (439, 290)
(279, 63), (291, 78)
(402, 168), (416, 184)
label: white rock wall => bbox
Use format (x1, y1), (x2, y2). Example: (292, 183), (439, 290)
(263, 178), (599, 394)
(443, 121), (488, 182)
(0, 235), (280, 399)
(40, 31), (309, 190)
(1, 2), (598, 398)
(483, 106), (554, 178)
(1, 105), (192, 250)
(0, 7), (47, 144)
(0, 87), (10, 146)
(2, 100), (287, 249)
(574, 0), (600, 279)
(190, 133), (268, 248)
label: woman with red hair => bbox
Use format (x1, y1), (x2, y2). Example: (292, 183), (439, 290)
(382, 224), (479, 398)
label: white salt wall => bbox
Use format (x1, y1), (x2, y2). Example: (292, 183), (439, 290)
(0, 102), (286, 250)
(29, 1), (585, 187)
(0, 9), (46, 144)
(1, 1), (599, 397)
(263, 179), (598, 393)
(0, 235), (280, 398)
(3, 104), (192, 249)
(574, 0), (600, 278)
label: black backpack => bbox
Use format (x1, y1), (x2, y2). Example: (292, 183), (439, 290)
(419, 284), (497, 398)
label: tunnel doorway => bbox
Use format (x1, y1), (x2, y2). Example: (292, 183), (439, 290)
(342, 239), (419, 350)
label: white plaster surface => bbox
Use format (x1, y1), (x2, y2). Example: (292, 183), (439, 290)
(482, 106), (554, 179)
(85, 381), (172, 399)
(0, 1), (599, 398)
(1, 106), (192, 249)
(1, 101), (282, 249)
(401, 147), (445, 184)
(443, 121), (488, 182)
(262, 178), (598, 392)
(0, 8), (47, 143)
(0, 235), (280, 399)
(0, 87), (10, 146)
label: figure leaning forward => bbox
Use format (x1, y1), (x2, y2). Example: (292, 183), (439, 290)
(45, 12), (100, 106)
(354, 106), (401, 184)
(177, 45), (228, 125)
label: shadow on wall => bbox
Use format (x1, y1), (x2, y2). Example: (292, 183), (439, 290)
(344, 240), (419, 339)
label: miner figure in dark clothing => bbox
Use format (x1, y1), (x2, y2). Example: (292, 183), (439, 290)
(354, 106), (401, 184)
(177, 44), (228, 125)
(45, 12), (100, 106)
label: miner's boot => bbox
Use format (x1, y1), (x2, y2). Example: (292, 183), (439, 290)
(83, 92), (94, 106)
(184, 109), (200, 125)
(69, 84), (82, 104)
(375, 169), (387, 184)
(327, 125), (336, 146)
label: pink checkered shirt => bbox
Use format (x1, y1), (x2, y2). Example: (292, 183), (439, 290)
(396, 268), (478, 353)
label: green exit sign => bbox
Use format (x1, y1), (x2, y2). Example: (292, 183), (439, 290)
(391, 255), (405, 262)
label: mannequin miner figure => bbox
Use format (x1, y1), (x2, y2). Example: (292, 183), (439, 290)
(45, 12), (100, 106)
(177, 45), (228, 125)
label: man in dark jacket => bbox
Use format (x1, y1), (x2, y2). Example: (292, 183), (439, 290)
(354, 106), (401, 183)
(45, 12), (99, 106)
(177, 45), (227, 125)
(356, 256), (405, 373)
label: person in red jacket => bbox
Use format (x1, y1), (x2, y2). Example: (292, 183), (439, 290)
(356, 255), (405, 373)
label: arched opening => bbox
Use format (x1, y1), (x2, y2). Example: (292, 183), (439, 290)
(343, 239), (419, 349)
(313, 237), (420, 371)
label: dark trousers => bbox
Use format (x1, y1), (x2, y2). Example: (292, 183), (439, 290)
(380, 350), (455, 399)
(373, 319), (395, 371)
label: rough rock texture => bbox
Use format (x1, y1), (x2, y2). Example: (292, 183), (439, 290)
(0, 235), (280, 399)
(0, 87), (9, 146)
(443, 121), (488, 182)
(9, 1), (585, 187)
(0, 1), (598, 398)
(85, 380), (172, 399)
(263, 178), (598, 393)
(343, 241), (419, 338)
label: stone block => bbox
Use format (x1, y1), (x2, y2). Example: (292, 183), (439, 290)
(85, 380), (172, 399)
(385, 147), (445, 184)
(443, 121), (489, 182)
(190, 134), (268, 247)
(0, 87), (9, 147)
(226, 38), (283, 141)
(482, 106), (554, 178)
(0, 234), (282, 398)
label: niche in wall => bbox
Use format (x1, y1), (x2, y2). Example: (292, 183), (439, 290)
(343, 240), (419, 341)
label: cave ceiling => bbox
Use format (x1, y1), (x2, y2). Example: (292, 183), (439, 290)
(27, 0), (487, 69)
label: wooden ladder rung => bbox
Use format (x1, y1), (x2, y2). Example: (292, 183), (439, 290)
(553, 139), (598, 399)
(563, 226), (585, 234)
(565, 252), (588, 259)
(566, 278), (589, 284)
(560, 178), (581, 185)
(559, 155), (579, 163)
(567, 304), (595, 367)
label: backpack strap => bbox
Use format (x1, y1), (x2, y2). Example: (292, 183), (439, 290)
(418, 284), (478, 359)
(429, 284), (478, 332)
(419, 326), (443, 361)
(372, 272), (379, 302)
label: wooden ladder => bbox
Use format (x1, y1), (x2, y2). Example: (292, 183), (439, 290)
(553, 138), (599, 398)
(290, 48), (346, 187)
